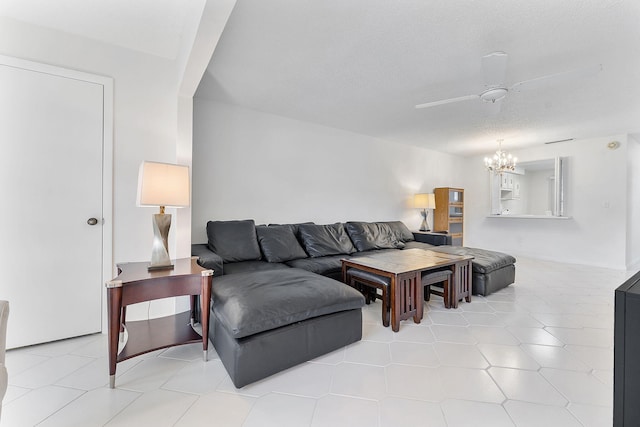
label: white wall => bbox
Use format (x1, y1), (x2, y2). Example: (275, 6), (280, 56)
(464, 135), (630, 270)
(526, 170), (555, 215)
(0, 17), (182, 263)
(0, 7), (240, 321)
(175, 0), (237, 259)
(191, 99), (463, 242)
(0, 17), (184, 319)
(628, 134), (640, 270)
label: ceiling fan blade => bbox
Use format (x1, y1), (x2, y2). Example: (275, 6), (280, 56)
(415, 94), (479, 109)
(482, 51), (508, 87)
(510, 63), (603, 93)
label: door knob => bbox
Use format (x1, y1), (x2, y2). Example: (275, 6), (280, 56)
(87, 218), (99, 226)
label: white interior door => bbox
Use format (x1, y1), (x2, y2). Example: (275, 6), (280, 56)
(0, 59), (106, 348)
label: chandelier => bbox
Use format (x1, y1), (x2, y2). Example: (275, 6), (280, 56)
(484, 140), (517, 173)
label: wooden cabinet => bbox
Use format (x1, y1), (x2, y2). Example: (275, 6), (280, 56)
(434, 187), (464, 246)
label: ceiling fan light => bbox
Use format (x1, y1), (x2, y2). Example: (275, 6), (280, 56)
(480, 87), (508, 103)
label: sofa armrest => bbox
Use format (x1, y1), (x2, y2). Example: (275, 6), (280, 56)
(412, 232), (452, 246)
(192, 244), (224, 276)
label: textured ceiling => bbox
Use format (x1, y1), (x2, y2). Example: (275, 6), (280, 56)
(198, 0), (640, 156)
(0, 0), (203, 59)
(3, 0), (638, 156)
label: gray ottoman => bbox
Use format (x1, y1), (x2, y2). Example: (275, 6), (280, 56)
(430, 246), (516, 296)
(209, 268), (365, 388)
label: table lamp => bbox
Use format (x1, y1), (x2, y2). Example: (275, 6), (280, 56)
(137, 161), (190, 270)
(413, 193), (436, 231)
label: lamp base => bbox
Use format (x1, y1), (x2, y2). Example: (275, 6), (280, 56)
(147, 263), (174, 272)
(149, 213), (173, 271)
(419, 209), (431, 232)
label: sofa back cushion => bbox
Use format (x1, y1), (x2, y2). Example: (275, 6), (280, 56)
(345, 222), (405, 252)
(298, 223), (356, 257)
(206, 220), (262, 263)
(381, 221), (415, 242)
(268, 222), (314, 235)
(256, 225), (308, 263)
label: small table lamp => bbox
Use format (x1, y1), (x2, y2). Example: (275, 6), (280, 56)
(414, 193), (436, 232)
(137, 161), (190, 270)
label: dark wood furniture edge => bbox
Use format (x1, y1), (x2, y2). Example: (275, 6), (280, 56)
(106, 258), (213, 388)
(117, 310), (202, 361)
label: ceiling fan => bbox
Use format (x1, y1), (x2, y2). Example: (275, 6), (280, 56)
(415, 51), (602, 109)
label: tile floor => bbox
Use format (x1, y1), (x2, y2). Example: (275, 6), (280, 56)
(3, 257), (635, 426)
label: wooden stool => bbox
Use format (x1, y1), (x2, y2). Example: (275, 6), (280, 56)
(422, 269), (454, 308)
(346, 268), (391, 327)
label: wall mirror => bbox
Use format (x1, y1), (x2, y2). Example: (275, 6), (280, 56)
(490, 157), (567, 218)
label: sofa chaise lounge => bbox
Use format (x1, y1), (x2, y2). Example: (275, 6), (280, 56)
(193, 219), (516, 388)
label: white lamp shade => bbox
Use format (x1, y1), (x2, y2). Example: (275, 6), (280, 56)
(137, 161), (190, 208)
(413, 193), (436, 209)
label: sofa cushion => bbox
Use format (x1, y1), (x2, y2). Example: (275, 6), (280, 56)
(345, 222), (405, 252)
(256, 225), (308, 263)
(206, 220), (262, 263)
(381, 221), (415, 242)
(268, 222), (314, 235)
(211, 268), (365, 338)
(403, 241), (435, 250)
(298, 223), (356, 257)
(473, 264), (515, 296)
(285, 254), (345, 277)
(429, 246), (516, 274)
(192, 243), (224, 276)
(223, 260), (290, 275)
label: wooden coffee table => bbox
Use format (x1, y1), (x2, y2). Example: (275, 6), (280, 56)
(341, 249), (473, 332)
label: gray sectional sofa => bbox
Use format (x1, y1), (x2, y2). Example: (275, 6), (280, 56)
(193, 219), (516, 388)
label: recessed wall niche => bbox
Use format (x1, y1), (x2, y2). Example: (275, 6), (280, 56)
(489, 157), (567, 218)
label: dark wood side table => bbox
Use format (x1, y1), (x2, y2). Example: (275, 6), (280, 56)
(105, 257), (213, 388)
